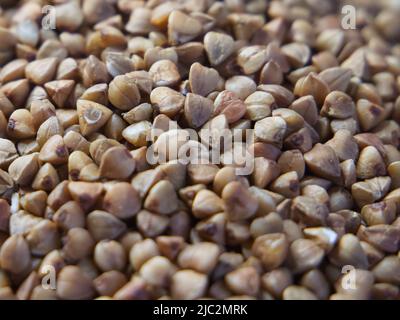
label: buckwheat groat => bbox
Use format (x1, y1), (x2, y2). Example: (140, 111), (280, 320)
(0, 0), (399, 301)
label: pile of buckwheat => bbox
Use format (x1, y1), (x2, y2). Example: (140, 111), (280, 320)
(0, 0), (399, 300)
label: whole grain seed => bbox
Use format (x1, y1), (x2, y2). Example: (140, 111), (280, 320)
(57, 266), (95, 300)
(358, 225), (400, 253)
(204, 32), (234, 66)
(257, 85), (294, 108)
(137, 210), (169, 238)
(291, 196), (328, 227)
(25, 57), (58, 85)
(329, 234), (368, 269)
(225, 266), (260, 296)
(150, 87), (185, 118)
(168, 11), (202, 46)
(254, 116), (287, 146)
(99, 146), (135, 180)
(32, 163), (59, 192)
(1, 79), (30, 107)
(144, 180), (178, 215)
(36, 116), (64, 147)
(178, 242), (220, 274)
(184, 93), (213, 129)
(129, 239), (159, 271)
(94, 240), (126, 272)
(140, 255), (176, 287)
(356, 146), (386, 179)
(0, 234), (31, 274)
(289, 239), (325, 274)
(87, 210), (126, 241)
(76, 100), (112, 137)
(319, 67), (353, 92)
(8, 152), (39, 186)
(49, 205), (73, 235)
(270, 171), (300, 199)
(93, 270), (127, 297)
(7, 109), (35, 139)
(294, 72), (330, 106)
(304, 144), (341, 183)
(325, 130), (359, 161)
(149, 59), (180, 87)
(222, 181), (258, 221)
